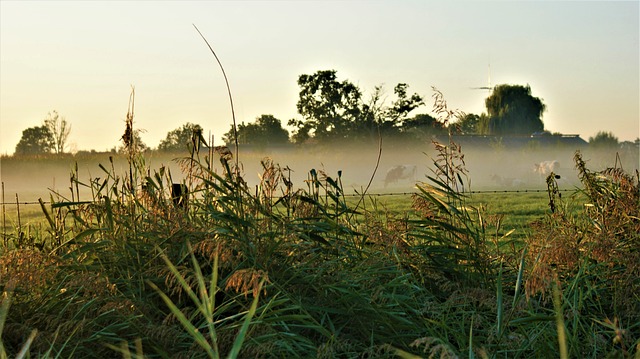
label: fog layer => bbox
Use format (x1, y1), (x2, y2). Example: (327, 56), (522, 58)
(1, 142), (638, 203)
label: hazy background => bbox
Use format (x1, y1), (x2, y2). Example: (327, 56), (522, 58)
(2, 144), (638, 204)
(1, 1), (638, 155)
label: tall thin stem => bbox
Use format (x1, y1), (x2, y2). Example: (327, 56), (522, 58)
(193, 24), (239, 171)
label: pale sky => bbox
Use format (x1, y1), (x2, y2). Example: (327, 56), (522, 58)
(1, 0), (638, 155)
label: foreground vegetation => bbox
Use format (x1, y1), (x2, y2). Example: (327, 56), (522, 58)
(1, 137), (638, 358)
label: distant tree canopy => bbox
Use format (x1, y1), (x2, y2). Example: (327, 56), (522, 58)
(589, 131), (619, 148)
(400, 113), (447, 138)
(479, 84), (546, 135)
(453, 113), (482, 135)
(223, 114), (290, 146)
(13, 110), (72, 155)
(158, 123), (203, 152)
(14, 125), (54, 155)
(289, 70), (425, 144)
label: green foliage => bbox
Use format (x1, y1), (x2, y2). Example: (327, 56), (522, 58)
(289, 70), (425, 144)
(454, 113), (481, 134)
(223, 114), (290, 146)
(290, 69), (363, 143)
(14, 125), (54, 156)
(588, 131), (619, 148)
(401, 113), (447, 138)
(381, 83), (426, 134)
(158, 122), (204, 152)
(481, 84), (546, 135)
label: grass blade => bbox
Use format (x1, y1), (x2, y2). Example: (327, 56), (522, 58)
(147, 280), (217, 357)
(512, 247), (526, 308)
(468, 317), (475, 359)
(227, 279), (265, 359)
(553, 283), (568, 359)
(496, 263), (503, 338)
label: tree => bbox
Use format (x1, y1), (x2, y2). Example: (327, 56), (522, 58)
(158, 123), (204, 152)
(14, 125), (54, 155)
(290, 70), (363, 143)
(364, 83), (425, 138)
(223, 114), (289, 146)
(400, 113), (446, 139)
(588, 131), (619, 148)
(453, 113), (481, 134)
(44, 110), (71, 154)
(481, 84), (545, 135)
(290, 70), (424, 143)
(386, 84), (425, 124)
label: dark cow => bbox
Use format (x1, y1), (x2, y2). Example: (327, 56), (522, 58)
(384, 165), (417, 188)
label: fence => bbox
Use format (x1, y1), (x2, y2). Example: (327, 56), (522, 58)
(0, 187), (576, 207)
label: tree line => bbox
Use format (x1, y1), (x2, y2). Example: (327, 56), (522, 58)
(11, 69), (628, 155)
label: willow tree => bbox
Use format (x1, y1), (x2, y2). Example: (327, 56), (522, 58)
(481, 84), (545, 135)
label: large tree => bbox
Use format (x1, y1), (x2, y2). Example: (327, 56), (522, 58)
(290, 70), (363, 143)
(223, 114), (289, 146)
(158, 123), (204, 152)
(481, 84), (545, 135)
(44, 110), (71, 154)
(14, 125), (54, 155)
(290, 70), (424, 143)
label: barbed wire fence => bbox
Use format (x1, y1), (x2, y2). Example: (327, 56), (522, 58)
(0, 187), (576, 207)
(1, 185), (576, 245)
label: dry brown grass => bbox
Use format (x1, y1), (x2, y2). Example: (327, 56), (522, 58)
(525, 151), (639, 320)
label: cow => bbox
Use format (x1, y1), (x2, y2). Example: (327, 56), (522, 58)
(384, 165), (417, 188)
(533, 160), (560, 178)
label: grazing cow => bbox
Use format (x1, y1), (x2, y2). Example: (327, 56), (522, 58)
(533, 160), (560, 178)
(384, 165), (417, 188)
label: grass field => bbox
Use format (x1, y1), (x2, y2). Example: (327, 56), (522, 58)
(0, 146), (638, 358)
(2, 188), (555, 243)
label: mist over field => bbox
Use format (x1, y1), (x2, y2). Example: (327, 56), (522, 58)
(2, 142), (637, 204)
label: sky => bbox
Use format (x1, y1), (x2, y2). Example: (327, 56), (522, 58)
(1, 1), (638, 155)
